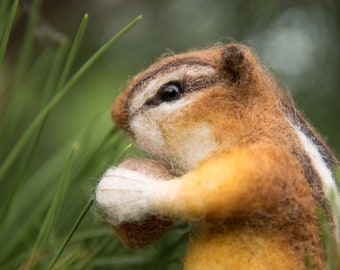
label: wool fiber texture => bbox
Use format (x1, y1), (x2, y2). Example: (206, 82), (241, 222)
(95, 43), (340, 270)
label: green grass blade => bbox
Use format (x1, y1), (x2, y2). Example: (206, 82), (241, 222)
(0, 0), (19, 66)
(0, 0), (42, 153)
(335, 168), (340, 186)
(61, 14), (142, 95)
(0, 14), (142, 183)
(0, 119), (46, 228)
(43, 39), (70, 100)
(48, 199), (93, 270)
(114, 143), (133, 164)
(91, 255), (154, 268)
(14, 0), (42, 85)
(0, 46), (55, 154)
(144, 227), (189, 270)
(57, 14), (88, 90)
(0, 0), (10, 15)
(0, 194), (53, 267)
(0, 39), (68, 225)
(75, 237), (114, 270)
(0, 0), (11, 36)
(0, 114), (115, 263)
(2, 253), (28, 270)
(22, 143), (79, 270)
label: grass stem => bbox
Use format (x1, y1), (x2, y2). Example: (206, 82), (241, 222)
(48, 199), (94, 270)
(0, 0), (19, 66)
(22, 143), (79, 270)
(0, 15), (142, 183)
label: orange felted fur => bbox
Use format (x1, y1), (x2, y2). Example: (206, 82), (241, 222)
(96, 43), (339, 270)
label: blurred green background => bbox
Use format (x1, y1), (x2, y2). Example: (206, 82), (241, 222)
(3, 0), (340, 162)
(0, 0), (340, 160)
(0, 0), (339, 269)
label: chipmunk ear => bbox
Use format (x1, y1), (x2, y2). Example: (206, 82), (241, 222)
(218, 44), (253, 84)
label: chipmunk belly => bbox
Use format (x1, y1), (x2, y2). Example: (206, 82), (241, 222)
(184, 226), (303, 270)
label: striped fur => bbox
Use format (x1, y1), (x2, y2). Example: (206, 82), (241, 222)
(121, 42), (339, 236)
(97, 43), (339, 269)
(129, 63), (215, 113)
(127, 58), (213, 97)
(282, 101), (340, 240)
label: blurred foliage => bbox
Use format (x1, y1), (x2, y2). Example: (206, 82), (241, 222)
(0, 0), (339, 269)
(3, 0), (340, 157)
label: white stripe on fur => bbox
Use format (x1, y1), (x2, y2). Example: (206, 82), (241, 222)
(294, 126), (340, 241)
(294, 127), (337, 190)
(130, 65), (215, 113)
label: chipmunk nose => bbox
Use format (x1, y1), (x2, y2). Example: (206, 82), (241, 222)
(111, 95), (130, 131)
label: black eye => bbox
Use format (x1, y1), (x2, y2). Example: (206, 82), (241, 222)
(159, 83), (183, 102)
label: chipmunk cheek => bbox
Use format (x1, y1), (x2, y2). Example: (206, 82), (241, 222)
(129, 114), (165, 155)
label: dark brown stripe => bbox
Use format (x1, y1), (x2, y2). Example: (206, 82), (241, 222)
(279, 95), (338, 222)
(120, 57), (215, 131)
(144, 75), (219, 108)
(295, 111), (337, 169)
(127, 57), (214, 99)
(301, 152), (333, 221)
(279, 96), (337, 169)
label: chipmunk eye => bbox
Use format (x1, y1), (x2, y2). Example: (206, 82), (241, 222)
(159, 82), (183, 102)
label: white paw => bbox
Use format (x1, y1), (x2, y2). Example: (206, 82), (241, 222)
(95, 167), (167, 224)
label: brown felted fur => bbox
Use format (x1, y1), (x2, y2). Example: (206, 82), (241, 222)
(101, 43), (339, 269)
(112, 158), (174, 249)
(113, 216), (173, 249)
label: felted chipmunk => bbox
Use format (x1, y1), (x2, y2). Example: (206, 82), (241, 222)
(95, 43), (339, 269)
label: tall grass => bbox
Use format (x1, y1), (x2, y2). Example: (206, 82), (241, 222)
(0, 1), (338, 270)
(0, 2), (187, 269)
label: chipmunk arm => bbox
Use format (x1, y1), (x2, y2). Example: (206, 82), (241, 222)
(155, 142), (304, 221)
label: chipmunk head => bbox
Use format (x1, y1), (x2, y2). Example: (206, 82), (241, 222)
(112, 44), (282, 172)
